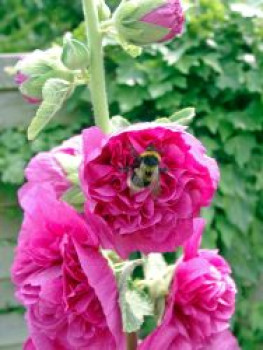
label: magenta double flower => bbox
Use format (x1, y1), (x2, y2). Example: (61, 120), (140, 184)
(13, 185), (125, 350)
(81, 124), (219, 257)
(139, 219), (238, 349)
(12, 122), (239, 349)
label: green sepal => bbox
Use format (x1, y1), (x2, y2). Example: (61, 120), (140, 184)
(27, 79), (73, 140)
(54, 153), (82, 185)
(20, 71), (58, 100)
(114, 0), (169, 46)
(62, 35), (89, 70)
(114, 0), (165, 26)
(143, 254), (175, 323)
(97, 0), (111, 21)
(111, 115), (131, 131)
(62, 185), (85, 212)
(16, 47), (65, 76)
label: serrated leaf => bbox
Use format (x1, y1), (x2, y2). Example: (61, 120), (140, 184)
(220, 165), (246, 198)
(148, 81), (173, 99)
(115, 85), (148, 113)
(118, 260), (153, 333)
(120, 290), (153, 333)
(223, 196), (254, 233)
(27, 79), (72, 140)
(169, 107), (196, 126)
(116, 63), (146, 86)
(225, 134), (256, 167)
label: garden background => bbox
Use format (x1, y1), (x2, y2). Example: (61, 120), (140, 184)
(0, 0), (263, 349)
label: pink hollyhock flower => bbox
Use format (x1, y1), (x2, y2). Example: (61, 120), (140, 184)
(81, 124), (219, 257)
(12, 185), (125, 350)
(114, 0), (185, 46)
(200, 330), (240, 350)
(139, 219), (237, 350)
(141, 0), (185, 42)
(20, 135), (82, 200)
(24, 338), (36, 350)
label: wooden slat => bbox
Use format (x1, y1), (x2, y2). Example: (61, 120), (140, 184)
(0, 313), (27, 348)
(0, 213), (21, 241)
(0, 53), (75, 129)
(0, 279), (20, 309)
(0, 54), (21, 90)
(0, 345), (24, 350)
(0, 91), (36, 128)
(0, 246), (15, 280)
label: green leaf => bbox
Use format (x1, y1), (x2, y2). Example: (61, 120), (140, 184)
(223, 196), (254, 233)
(169, 107), (196, 125)
(115, 85), (148, 113)
(118, 260), (153, 333)
(116, 63), (146, 86)
(225, 134), (256, 167)
(111, 115), (131, 131)
(215, 216), (236, 249)
(202, 55), (223, 74)
(27, 79), (72, 140)
(120, 290), (153, 333)
(220, 165), (246, 198)
(148, 82), (173, 99)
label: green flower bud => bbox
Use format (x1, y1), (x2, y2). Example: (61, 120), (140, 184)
(15, 47), (72, 104)
(113, 0), (185, 46)
(97, 0), (111, 21)
(61, 34), (89, 70)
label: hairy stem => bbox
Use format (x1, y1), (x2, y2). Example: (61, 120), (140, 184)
(82, 0), (111, 133)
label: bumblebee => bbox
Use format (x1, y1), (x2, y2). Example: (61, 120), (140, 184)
(127, 146), (162, 194)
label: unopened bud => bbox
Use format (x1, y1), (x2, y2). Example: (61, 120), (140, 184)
(114, 0), (185, 46)
(97, 0), (111, 21)
(62, 34), (89, 70)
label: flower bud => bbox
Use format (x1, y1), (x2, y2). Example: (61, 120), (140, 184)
(61, 34), (89, 70)
(114, 0), (185, 46)
(97, 0), (111, 21)
(15, 47), (71, 105)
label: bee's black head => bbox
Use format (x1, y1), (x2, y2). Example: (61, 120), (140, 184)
(142, 155), (160, 166)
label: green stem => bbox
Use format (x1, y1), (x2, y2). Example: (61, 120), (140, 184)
(82, 0), (111, 133)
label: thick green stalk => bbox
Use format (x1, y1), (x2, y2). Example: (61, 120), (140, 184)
(82, 0), (111, 133)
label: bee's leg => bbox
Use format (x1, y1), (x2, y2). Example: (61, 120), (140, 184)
(159, 167), (168, 173)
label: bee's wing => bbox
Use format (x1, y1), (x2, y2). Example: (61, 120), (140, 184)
(150, 168), (161, 197)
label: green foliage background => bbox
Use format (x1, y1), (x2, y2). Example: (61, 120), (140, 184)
(1, 0), (263, 348)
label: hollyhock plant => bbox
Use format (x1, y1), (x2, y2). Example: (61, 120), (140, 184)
(81, 124), (219, 258)
(139, 219), (238, 349)
(20, 135), (82, 201)
(11, 0), (240, 348)
(114, 0), (185, 46)
(12, 185), (125, 350)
